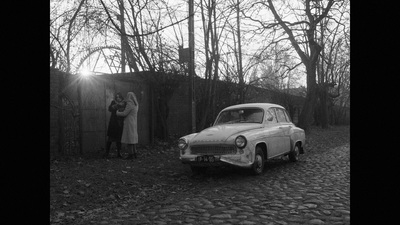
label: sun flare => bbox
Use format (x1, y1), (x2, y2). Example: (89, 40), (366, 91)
(79, 68), (92, 77)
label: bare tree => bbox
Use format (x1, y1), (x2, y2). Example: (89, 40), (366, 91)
(99, 0), (190, 73)
(314, 0), (349, 128)
(50, 0), (123, 74)
(262, 0), (338, 131)
(195, 0), (237, 130)
(197, 0), (218, 130)
(50, 0), (86, 73)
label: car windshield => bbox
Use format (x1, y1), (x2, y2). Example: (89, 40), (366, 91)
(214, 108), (264, 125)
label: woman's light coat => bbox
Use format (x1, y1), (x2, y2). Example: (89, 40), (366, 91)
(116, 92), (139, 144)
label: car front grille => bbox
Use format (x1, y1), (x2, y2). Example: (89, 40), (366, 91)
(191, 145), (237, 155)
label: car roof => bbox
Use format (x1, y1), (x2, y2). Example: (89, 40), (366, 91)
(222, 103), (284, 111)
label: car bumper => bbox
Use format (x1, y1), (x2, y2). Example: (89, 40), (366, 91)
(180, 154), (253, 168)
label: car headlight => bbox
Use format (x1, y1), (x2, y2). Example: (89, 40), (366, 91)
(178, 138), (188, 152)
(235, 135), (247, 149)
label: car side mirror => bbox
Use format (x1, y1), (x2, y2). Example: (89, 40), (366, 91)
(266, 115), (273, 121)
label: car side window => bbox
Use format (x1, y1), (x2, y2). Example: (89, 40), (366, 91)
(276, 108), (288, 123)
(266, 109), (278, 124)
(283, 109), (292, 123)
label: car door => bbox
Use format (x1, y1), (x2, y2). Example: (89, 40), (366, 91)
(274, 108), (292, 154)
(264, 108), (288, 158)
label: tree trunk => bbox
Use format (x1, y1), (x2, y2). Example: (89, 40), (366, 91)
(66, 0), (85, 73)
(319, 86), (329, 128)
(298, 92), (317, 131)
(117, 0), (126, 73)
(236, 0), (245, 104)
(198, 0), (219, 131)
(297, 65), (318, 131)
(198, 100), (210, 131)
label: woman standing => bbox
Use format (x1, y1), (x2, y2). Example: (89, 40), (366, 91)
(117, 92), (139, 159)
(103, 92), (125, 158)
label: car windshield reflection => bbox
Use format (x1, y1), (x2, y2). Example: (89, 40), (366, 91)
(214, 108), (264, 125)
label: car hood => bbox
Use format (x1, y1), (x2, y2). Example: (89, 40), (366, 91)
(190, 123), (263, 145)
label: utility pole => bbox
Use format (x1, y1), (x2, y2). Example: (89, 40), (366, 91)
(118, 0), (126, 73)
(189, 0), (196, 132)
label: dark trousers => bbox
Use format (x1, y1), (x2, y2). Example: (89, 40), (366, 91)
(104, 138), (122, 157)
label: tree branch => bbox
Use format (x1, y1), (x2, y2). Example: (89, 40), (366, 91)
(99, 0), (190, 38)
(66, 0), (86, 73)
(267, 0), (309, 63)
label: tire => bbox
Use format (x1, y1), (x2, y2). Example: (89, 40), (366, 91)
(251, 147), (265, 175)
(289, 144), (300, 162)
(190, 166), (207, 175)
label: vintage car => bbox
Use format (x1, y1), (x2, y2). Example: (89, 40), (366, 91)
(178, 103), (305, 175)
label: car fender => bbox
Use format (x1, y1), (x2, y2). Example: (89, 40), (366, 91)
(289, 129), (305, 151)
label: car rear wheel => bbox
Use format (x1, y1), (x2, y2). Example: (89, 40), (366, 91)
(289, 144), (300, 162)
(251, 147), (265, 175)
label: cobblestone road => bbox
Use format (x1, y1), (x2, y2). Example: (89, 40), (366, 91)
(77, 143), (350, 225)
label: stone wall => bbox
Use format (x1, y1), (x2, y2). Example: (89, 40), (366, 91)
(51, 68), (348, 156)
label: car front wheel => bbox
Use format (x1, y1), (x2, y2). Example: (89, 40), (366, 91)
(251, 147), (265, 175)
